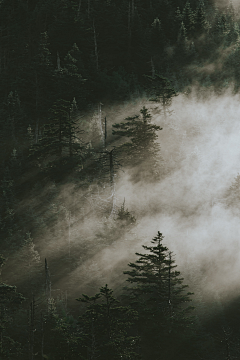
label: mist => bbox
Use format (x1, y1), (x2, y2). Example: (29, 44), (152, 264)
(15, 87), (239, 308)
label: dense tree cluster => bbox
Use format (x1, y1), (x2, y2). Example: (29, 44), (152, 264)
(0, 232), (196, 359)
(0, 0), (240, 161)
(1, 0), (240, 359)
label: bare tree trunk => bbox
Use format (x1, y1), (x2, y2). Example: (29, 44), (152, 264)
(0, 327), (3, 358)
(87, 0), (90, 18)
(128, 1), (132, 56)
(128, 0), (135, 57)
(45, 259), (51, 300)
(77, 0), (82, 18)
(109, 149), (114, 184)
(65, 290), (68, 309)
(0, 30), (2, 75)
(90, 318), (97, 360)
(59, 114), (63, 158)
(132, 0), (134, 18)
(104, 117), (107, 148)
(29, 294), (35, 360)
(98, 102), (104, 146)
(163, 95), (167, 121)
(151, 57), (155, 78)
(3, 48), (7, 70)
(35, 72), (39, 143)
(68, 110), (73, 158)
(168, 252), (173, 317)
(66, 210), (71, 257)
(57, 51), (61, 70)
(41, 312), (44, 360)
(93, 20), (99, 71)
(109, 150), (116, 216)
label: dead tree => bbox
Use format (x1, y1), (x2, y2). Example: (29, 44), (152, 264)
(93, 20), (99, 71)
(45, 258), (51, 300)
(104, 117), (107, 148)
(29, 294), (36, 360)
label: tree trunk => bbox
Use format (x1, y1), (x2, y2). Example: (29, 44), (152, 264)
(29, 295), (35, 360)
(93, 20), (99, 71)
(151, 57), (155, 78)
(98, 103), (104, 146)
(45, 258), (51, 300)
(104, 117), (107, 148)
(77, 0), (82, 18)
(87, 0), (90, 18)
(35, 72), (39, 143)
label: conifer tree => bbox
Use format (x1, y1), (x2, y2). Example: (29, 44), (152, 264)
(182, 1), (196, 36)
(195, 0), (206, 36)
(112, 106), (163, 179)
(123, 231), (194, 359)
(77, 284), (139, 360)
(145, 74), (177, 119)
(53, 43), (86, 104)
(29, 98), (85, 171)
(0, 259), (25, 359)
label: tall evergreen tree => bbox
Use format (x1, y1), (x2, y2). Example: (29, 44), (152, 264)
(0, 256), (25, 359)
(112, 106), (163, 180)
(77, 284), (139, 360)
(123, 231), (194, 359)
(29, 98), (85, 173)
(145, 74), (177, 119)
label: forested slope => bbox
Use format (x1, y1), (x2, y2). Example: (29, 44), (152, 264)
(1, 0), (240, 359)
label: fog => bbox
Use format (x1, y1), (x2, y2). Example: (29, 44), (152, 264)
(10, 87), (240, 308)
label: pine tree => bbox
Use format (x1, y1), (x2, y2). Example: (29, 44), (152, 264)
(195, 0), (206, 36)
(123, 231), (194, 359)
(53, 43), (86, 105)
(42, 297), (79, 360)
(77, 284), (139, 360)
(0, 264), (25, 359)
(29, 98), (85, 172)
(112, 106), (163, 180)
(182, 1), (196, 36)
(145, 74), (177, 119)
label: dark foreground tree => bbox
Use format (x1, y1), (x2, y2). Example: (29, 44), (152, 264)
(77, 284), (139, 360)
(123, 231), (194, 360)
(0, 255), (25, 359)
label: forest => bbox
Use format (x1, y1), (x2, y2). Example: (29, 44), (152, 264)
(1, 0), (240, 359)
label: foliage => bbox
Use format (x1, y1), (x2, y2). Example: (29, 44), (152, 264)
(123, 231), (194, 359)
(112, 106), (163, 180)
(77, 284), (139, 360)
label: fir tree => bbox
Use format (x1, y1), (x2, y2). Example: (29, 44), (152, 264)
(77, 284), (139, 360)
(29, 98), (85, 173)
(145, 74), (177, 119)
(195, 0), (206, 36)
(0, 265), (25, 359)
(123, 231), (194, 359)
(112, 106), (163, 180)
(182, 1), (196, 36)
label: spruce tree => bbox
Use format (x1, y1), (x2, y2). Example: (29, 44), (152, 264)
(77, 284), (139, 360)
(182, 1), (196, 36)
(145, 74), (177, 119)
(195, 0), (206, 36)
(29, 98), (85, 172)
(123, 231), (194, 359)
(0, 259), (25, 359)
(112, 106), (163, 180)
